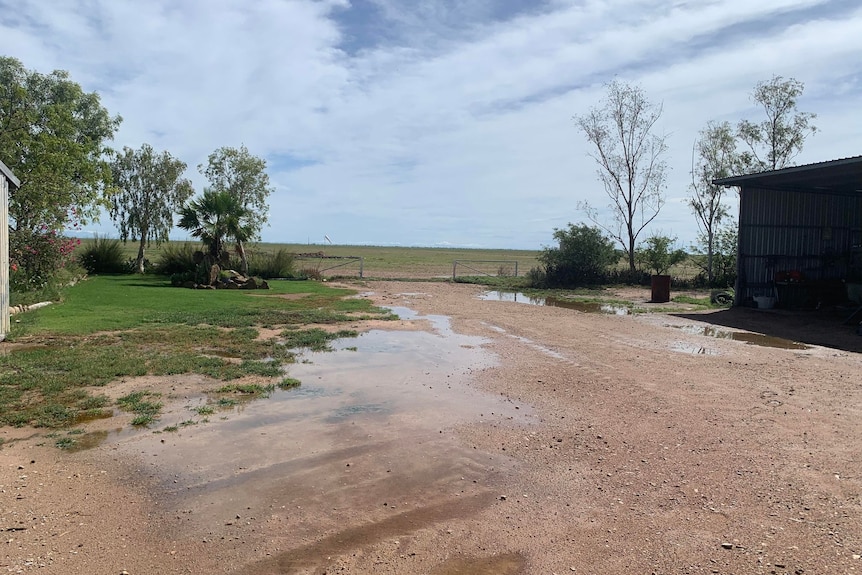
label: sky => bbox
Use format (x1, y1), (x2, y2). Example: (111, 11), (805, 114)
(1, 0), (860, 250)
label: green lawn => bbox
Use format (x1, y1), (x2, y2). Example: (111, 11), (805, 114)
(1, 275), (393, 429)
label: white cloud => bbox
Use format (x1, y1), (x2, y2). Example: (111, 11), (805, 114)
(0, 0), (859, 248)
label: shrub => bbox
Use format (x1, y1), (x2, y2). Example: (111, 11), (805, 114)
(300, 267), (323, 281)
(10, 227), (80, 294)
(155, 242), (198, 275)
(77, 236), (126, 274)
(247, 248), (295, 279)
(636, 234), (687, 276)
(526, 266), (546, 287)
(537, 224), (617, 287)
(605, 268), (650, 286)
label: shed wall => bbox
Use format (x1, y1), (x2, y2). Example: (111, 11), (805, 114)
(737, 187), (862, 304)
(0, 175), (8, 339)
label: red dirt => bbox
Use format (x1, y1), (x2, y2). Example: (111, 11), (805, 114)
(2, 280), (861, 574)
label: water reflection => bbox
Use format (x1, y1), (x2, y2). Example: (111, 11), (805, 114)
(479, 291), (630, 315)
(670, 324), (810, 350)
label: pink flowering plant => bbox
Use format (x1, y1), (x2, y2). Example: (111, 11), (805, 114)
(9, 224), (81, 295)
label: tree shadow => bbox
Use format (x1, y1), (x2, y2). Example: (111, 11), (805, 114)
(670, 306), (862, 354)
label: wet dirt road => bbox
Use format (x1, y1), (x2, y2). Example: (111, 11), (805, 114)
(3, 280), (862, 574)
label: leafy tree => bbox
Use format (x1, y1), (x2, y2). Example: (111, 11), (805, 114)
(737, 75), (817, 171)
(637, 234), (687, 276)
(538, 224), (617, 287)
(109, 144), (194, 273)
(575, 80), (668, 273)
(0, 57), (121, 233)
(178, 189), (255, 264)
(688, 121), (740, 283)
(199, 145), (274, 274)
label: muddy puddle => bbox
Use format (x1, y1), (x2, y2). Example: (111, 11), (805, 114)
(480, 291), (630, 315)
(100, 306), (530, 572)
(670, 324), (810, 350)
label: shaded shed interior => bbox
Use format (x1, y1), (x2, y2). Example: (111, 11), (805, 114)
(714, 156), (862, 310)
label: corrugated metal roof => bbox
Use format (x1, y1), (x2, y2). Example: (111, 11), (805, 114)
(0, 160), (19, 189)
(713, 155), (862, 194)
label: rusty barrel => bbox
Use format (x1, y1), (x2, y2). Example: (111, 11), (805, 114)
(650, 275), (671, 303)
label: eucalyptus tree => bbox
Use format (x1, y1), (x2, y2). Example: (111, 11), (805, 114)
(737, 75), (817, 171)
(575, 80), (668, 273)
(688, 121), (741, 283)
(199, 146), (274, 274)
(110, 144), (194, 273)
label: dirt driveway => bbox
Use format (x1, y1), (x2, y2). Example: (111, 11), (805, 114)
(2, 280), (861, 574)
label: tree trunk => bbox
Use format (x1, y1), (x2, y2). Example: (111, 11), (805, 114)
(706, 230), (715, 284)
(136, 236), (147, 274)
(237, 240), (249, 276)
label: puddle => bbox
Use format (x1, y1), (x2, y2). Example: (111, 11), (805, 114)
(74, 409), (114, 425)
(104, 305), (530, 568)
(480, 291), (629, 315)
(56, 430), (110, 452)
(671, 325), (810, 350)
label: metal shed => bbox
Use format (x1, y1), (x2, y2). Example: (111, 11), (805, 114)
(714, 156), (862, 309)
(0, 159), (18, 340)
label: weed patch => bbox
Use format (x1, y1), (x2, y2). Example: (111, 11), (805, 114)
(215, 383), (275, 396)
(281, 328), (358, 351)
(278, 377), (301, 390)
(117, 391), (163, 426)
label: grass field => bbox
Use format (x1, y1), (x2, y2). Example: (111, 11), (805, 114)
(74, 238), (543, 280)
(73, 237), (709, 282)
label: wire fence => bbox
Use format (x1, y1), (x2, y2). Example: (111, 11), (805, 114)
(452, 260), (519, 280)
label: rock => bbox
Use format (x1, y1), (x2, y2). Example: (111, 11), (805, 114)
(720, 542), (733, 549)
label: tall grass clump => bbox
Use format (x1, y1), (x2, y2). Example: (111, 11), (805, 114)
(248, 248), (295, 279)
(77, 236), (126, 274)
(155, 242), (199, 275)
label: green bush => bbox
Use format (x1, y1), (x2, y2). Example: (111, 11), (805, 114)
(247, 248), (295, 279)
(155, 242), (199, 275)
(535, 224), (617, 287)
(10, 227), (81, 294)
(636, 234), (687, 276)
(77, 236), (126, 274)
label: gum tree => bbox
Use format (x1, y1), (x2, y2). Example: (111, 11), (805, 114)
(199, 146), (274, 275)
(688, 121), (740, 283)
(109, 144), (195, 273)
(575, 80), (668, 273)
(737, 75), (817, 171)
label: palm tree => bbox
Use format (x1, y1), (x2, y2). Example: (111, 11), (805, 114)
(177, 189), (254, 266)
